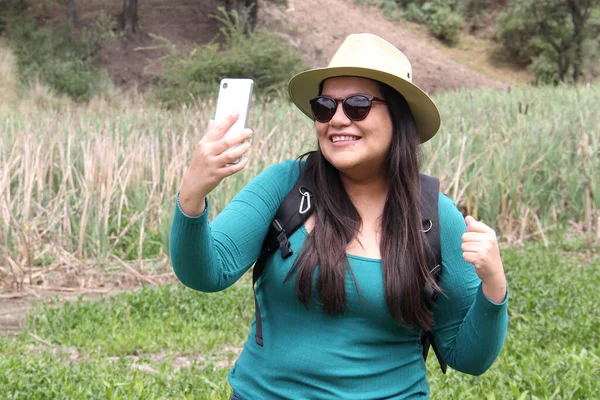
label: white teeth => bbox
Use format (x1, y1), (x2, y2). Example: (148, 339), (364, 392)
(331, 135), (359, 143)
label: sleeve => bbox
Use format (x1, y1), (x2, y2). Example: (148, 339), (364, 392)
(169, 160), (301, 292)
(431, 193), (509, 375)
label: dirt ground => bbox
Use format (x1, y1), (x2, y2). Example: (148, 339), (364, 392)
(0, 291), (104, 336)
(0, 258), (176, 336)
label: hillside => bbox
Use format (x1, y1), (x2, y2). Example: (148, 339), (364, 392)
(259, 0), (506, 93)
(24, 0), (518, 94)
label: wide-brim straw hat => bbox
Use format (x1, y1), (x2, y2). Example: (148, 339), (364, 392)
(288, 33), (441, 143)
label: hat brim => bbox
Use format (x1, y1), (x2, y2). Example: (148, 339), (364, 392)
(288, 66), (440, 143)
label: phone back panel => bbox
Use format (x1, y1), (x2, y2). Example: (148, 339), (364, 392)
(214, 79), (254, 138)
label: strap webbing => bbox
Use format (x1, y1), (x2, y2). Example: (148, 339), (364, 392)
(419, 174), (447, 374)
(252, 153), (317, 346)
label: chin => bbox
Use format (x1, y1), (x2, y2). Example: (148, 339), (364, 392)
(323, 153), (362, 172)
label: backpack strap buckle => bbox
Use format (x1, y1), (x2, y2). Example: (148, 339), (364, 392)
(272, 219), (293, 259)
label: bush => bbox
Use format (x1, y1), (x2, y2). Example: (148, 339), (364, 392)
(404, 0), (464, 45)
(527, 52), (561, 85)
(423, 1), (464, 44)
(44, 58), (112, 101)
(5, 14), (114, 101)
(405, 3), (428, 23)
(153, 8), (307, 107)
(496, 8), (536, 66)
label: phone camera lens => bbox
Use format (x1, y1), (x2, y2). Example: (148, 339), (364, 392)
(223, 82), (228, 89)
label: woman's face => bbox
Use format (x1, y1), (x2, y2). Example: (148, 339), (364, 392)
(316, 77), (393, 178)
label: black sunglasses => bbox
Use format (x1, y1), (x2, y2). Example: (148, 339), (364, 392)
(309, 94), (387, 123)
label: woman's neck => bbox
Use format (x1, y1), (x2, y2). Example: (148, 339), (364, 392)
(339, 171), (389, 212)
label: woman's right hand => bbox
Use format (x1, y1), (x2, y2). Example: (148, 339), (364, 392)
(178, 113), (253, 216)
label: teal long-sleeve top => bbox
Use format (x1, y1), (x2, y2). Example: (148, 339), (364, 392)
(170, 160), (509, 400)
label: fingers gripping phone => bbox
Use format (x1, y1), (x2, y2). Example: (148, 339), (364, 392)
(214, 78), (254, 164)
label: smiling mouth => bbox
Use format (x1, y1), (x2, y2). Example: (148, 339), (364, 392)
(330, 135), (361, 143)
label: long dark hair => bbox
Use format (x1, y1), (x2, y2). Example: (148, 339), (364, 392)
(285, 81), (438, 330)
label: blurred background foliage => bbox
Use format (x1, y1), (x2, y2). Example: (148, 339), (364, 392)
(151, 7), (308, 108)
(0, 0), (598, 104)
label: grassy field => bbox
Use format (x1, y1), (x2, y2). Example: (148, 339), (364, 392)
(2, 43), (600, 398)
(1, 241), (599, 399)
(1, 84), (599, 280)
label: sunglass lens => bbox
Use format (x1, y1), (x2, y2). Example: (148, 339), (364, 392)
(310, 97), (336, 122)
(344, 95), (372, 120)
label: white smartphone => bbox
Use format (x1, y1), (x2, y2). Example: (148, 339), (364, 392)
(214, 78), (254, 163)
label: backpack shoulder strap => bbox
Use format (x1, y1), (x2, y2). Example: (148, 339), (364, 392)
(419, 174), (442, 284)
(252, 152), (317, 346)
(419, 173), (447, 374)
(253, 152), (317, 283)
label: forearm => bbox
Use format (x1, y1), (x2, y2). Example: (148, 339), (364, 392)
(170, 196), (244, 292)
(178, 186), (207, 216)
(439, 284), (509, 375)
(482, 275), (507, 304)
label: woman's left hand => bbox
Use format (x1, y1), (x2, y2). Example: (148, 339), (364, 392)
(461, 216), (507, 303)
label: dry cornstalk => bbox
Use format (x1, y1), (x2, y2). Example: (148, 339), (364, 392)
(108, 253), (157, 285)
(28, 332), (55, 347)
(533, 213), (549, 248)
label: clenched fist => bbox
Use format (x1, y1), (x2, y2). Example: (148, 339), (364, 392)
(462, 216), (507, 303)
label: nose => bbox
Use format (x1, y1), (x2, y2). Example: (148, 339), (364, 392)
(329, 100), (351, 126)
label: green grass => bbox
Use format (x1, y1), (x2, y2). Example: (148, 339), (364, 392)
(1, 281), (254, 399)
(25, 281), (253, 356)
(1, 242), (599, 399)
(0, 341), (232, 399)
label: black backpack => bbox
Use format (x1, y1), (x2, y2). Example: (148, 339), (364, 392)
(251, 152), (447, 373)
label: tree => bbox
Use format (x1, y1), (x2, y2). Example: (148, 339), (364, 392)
(67, 0), (77, 25)
(498, 0), (600, 84)
(122, 0), (138, 35)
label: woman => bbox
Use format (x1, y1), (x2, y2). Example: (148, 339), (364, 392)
(171, 33), (508, 399)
